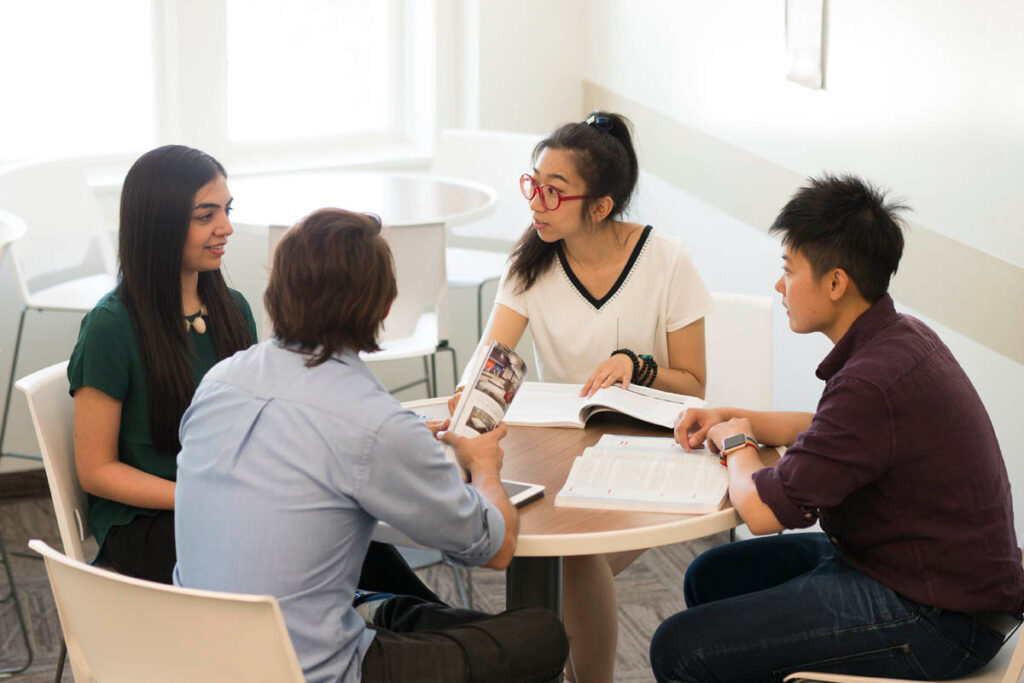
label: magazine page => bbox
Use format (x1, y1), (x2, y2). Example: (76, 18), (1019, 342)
(450, 341), (527, 438)
(504, 383), (705, 429)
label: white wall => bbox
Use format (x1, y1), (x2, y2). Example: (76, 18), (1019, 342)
(578, 0), (1024, 529)
(584, 0), (1024, 268)
(474, 0), (586, 132)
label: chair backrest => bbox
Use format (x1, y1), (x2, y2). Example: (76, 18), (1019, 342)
(705, 292), (773, 410)
(29, 540), (305, 683)
(430, 129), (540, 243)
(14, 361), (90, 562)
(381, 221), (449, 342)
(0, 158), (114, 301)
(0, 209), (27, 261)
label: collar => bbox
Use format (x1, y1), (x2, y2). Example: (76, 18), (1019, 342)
(815, 294), (900, 381)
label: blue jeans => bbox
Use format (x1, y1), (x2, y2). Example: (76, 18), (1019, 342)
(650, 534), (1009, 682)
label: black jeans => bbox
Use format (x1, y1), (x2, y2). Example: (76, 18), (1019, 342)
(362, 596), (568, 682)
(102, 512), (439, 602)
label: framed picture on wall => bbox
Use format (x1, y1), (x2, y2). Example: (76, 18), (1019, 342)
(786, 0), (826, 89)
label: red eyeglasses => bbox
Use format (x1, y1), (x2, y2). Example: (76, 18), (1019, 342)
(520, 174), (590, 211)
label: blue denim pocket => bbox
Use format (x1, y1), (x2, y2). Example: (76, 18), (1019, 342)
(776, 643), (926, 681)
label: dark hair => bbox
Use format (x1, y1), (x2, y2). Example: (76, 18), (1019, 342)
(508, 111), (640, 292)
(769, 174), (907, 303)
(118, 145), (254, 453)
(265, 208), (397, 366)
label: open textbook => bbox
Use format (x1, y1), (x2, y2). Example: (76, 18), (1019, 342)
(446, 342), (544, 506)
(503, 382), (705, 430)
(555, 434), (729, 514)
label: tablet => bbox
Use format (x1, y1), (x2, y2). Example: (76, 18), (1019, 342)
(502, 479), (545, 508)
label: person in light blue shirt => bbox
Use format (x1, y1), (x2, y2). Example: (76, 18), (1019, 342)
(174, 208), (567, 683)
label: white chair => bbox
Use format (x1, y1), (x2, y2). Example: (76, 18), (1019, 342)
(15, 360), (88, 682)
(0, 160), (117, 463)
(362, 222), (456, 397)
(15, 361), (89, 563)
(784, 628), (1024, 683)
(29, 539), (305, 683)
(430, 129), (540, 336)
(705, 292), (773, 411)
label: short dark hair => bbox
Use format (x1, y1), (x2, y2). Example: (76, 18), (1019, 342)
(265, 209), (397, 366)
(769, 174), (908, 303)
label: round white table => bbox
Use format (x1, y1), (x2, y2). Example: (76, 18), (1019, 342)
(228, 170), (496, 230)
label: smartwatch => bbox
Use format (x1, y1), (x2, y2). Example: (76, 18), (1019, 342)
(721, 433), (758, 457)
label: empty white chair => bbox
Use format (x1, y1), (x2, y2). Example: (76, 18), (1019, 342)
(705, 292), (773, 411)
(0, 160), (117, 462)
(362, 222), (456, 396)
(29, 539), (305, 683)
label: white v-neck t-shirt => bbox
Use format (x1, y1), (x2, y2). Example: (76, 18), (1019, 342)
(492, 226), (714, 384)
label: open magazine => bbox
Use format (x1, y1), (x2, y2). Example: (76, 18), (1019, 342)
(503, 382), (705, 430)
(555, 434), (729, 514)
(446, 341), (544, 507)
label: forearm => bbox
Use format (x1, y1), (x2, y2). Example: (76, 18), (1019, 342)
(79, 461), (176, 510)
(470, 467), (519, 569)
(652, 367), (705, 398)
(727, 447), (784, 535)
(715, 408), (812, 447)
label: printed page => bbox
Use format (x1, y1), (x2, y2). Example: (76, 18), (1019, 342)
(557, 434), (727, 512)
(451, 341), (527, 438)
(580, 385), (704, 429)
(503, 382), (588, 427)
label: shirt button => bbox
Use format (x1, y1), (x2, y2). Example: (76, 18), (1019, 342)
(804, 512), (813, 520)
(829, 535), (840, 545)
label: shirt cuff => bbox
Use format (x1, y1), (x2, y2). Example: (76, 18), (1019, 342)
(442, 497), (506, 568)
(752, 467), (818, 529)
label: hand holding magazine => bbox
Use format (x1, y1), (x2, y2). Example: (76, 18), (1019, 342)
(555, 434), (730, 514)
(446, 341), (544, 506)
(503, 382), (705, 430)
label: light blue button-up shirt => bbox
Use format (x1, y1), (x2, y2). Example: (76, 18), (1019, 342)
(173, 341), (505, 683)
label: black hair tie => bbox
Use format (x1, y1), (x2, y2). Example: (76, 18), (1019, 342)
(585, 114), (613, 133)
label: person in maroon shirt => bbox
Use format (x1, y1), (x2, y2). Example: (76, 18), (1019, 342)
(650, 174), (1024, 682)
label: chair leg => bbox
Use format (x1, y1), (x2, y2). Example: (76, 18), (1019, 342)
(53, 640), (66, 683)
(434, 345), (458, 396)
(0, 307), (38, 463)
(429, 355), (437, 399)
(421, 357), (434, 398)
(0, 527), (35, 676)
(446, 560), (473, 609)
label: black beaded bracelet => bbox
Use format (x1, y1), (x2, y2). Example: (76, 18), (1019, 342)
(639, 354), (658, 387)
(611, 348), (641, 382)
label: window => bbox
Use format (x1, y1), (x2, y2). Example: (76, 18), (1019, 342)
(227, 0), (399, 143)
(0, 1), (155, 161)
(0, 0), (427, 167)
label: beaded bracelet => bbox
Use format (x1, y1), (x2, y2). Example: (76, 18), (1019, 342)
(639, 354), (658, 387)
(611, 348), (641, 382)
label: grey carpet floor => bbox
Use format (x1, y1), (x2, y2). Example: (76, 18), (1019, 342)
(1, 489), (724, 682)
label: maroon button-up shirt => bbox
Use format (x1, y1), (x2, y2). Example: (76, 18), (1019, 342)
(754, 294), (1024, 615)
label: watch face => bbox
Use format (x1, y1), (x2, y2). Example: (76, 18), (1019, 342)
(723, 433), (746, 451)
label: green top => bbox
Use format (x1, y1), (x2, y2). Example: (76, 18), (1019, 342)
(67, 288), (258, 549)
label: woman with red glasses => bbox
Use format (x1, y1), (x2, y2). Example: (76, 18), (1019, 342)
(452, 111), (714, 682)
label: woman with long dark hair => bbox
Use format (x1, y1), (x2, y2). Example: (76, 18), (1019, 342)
(68, 145), (255, 583)
(68, 146), (442, 601)
(453, 112), (714, 682)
